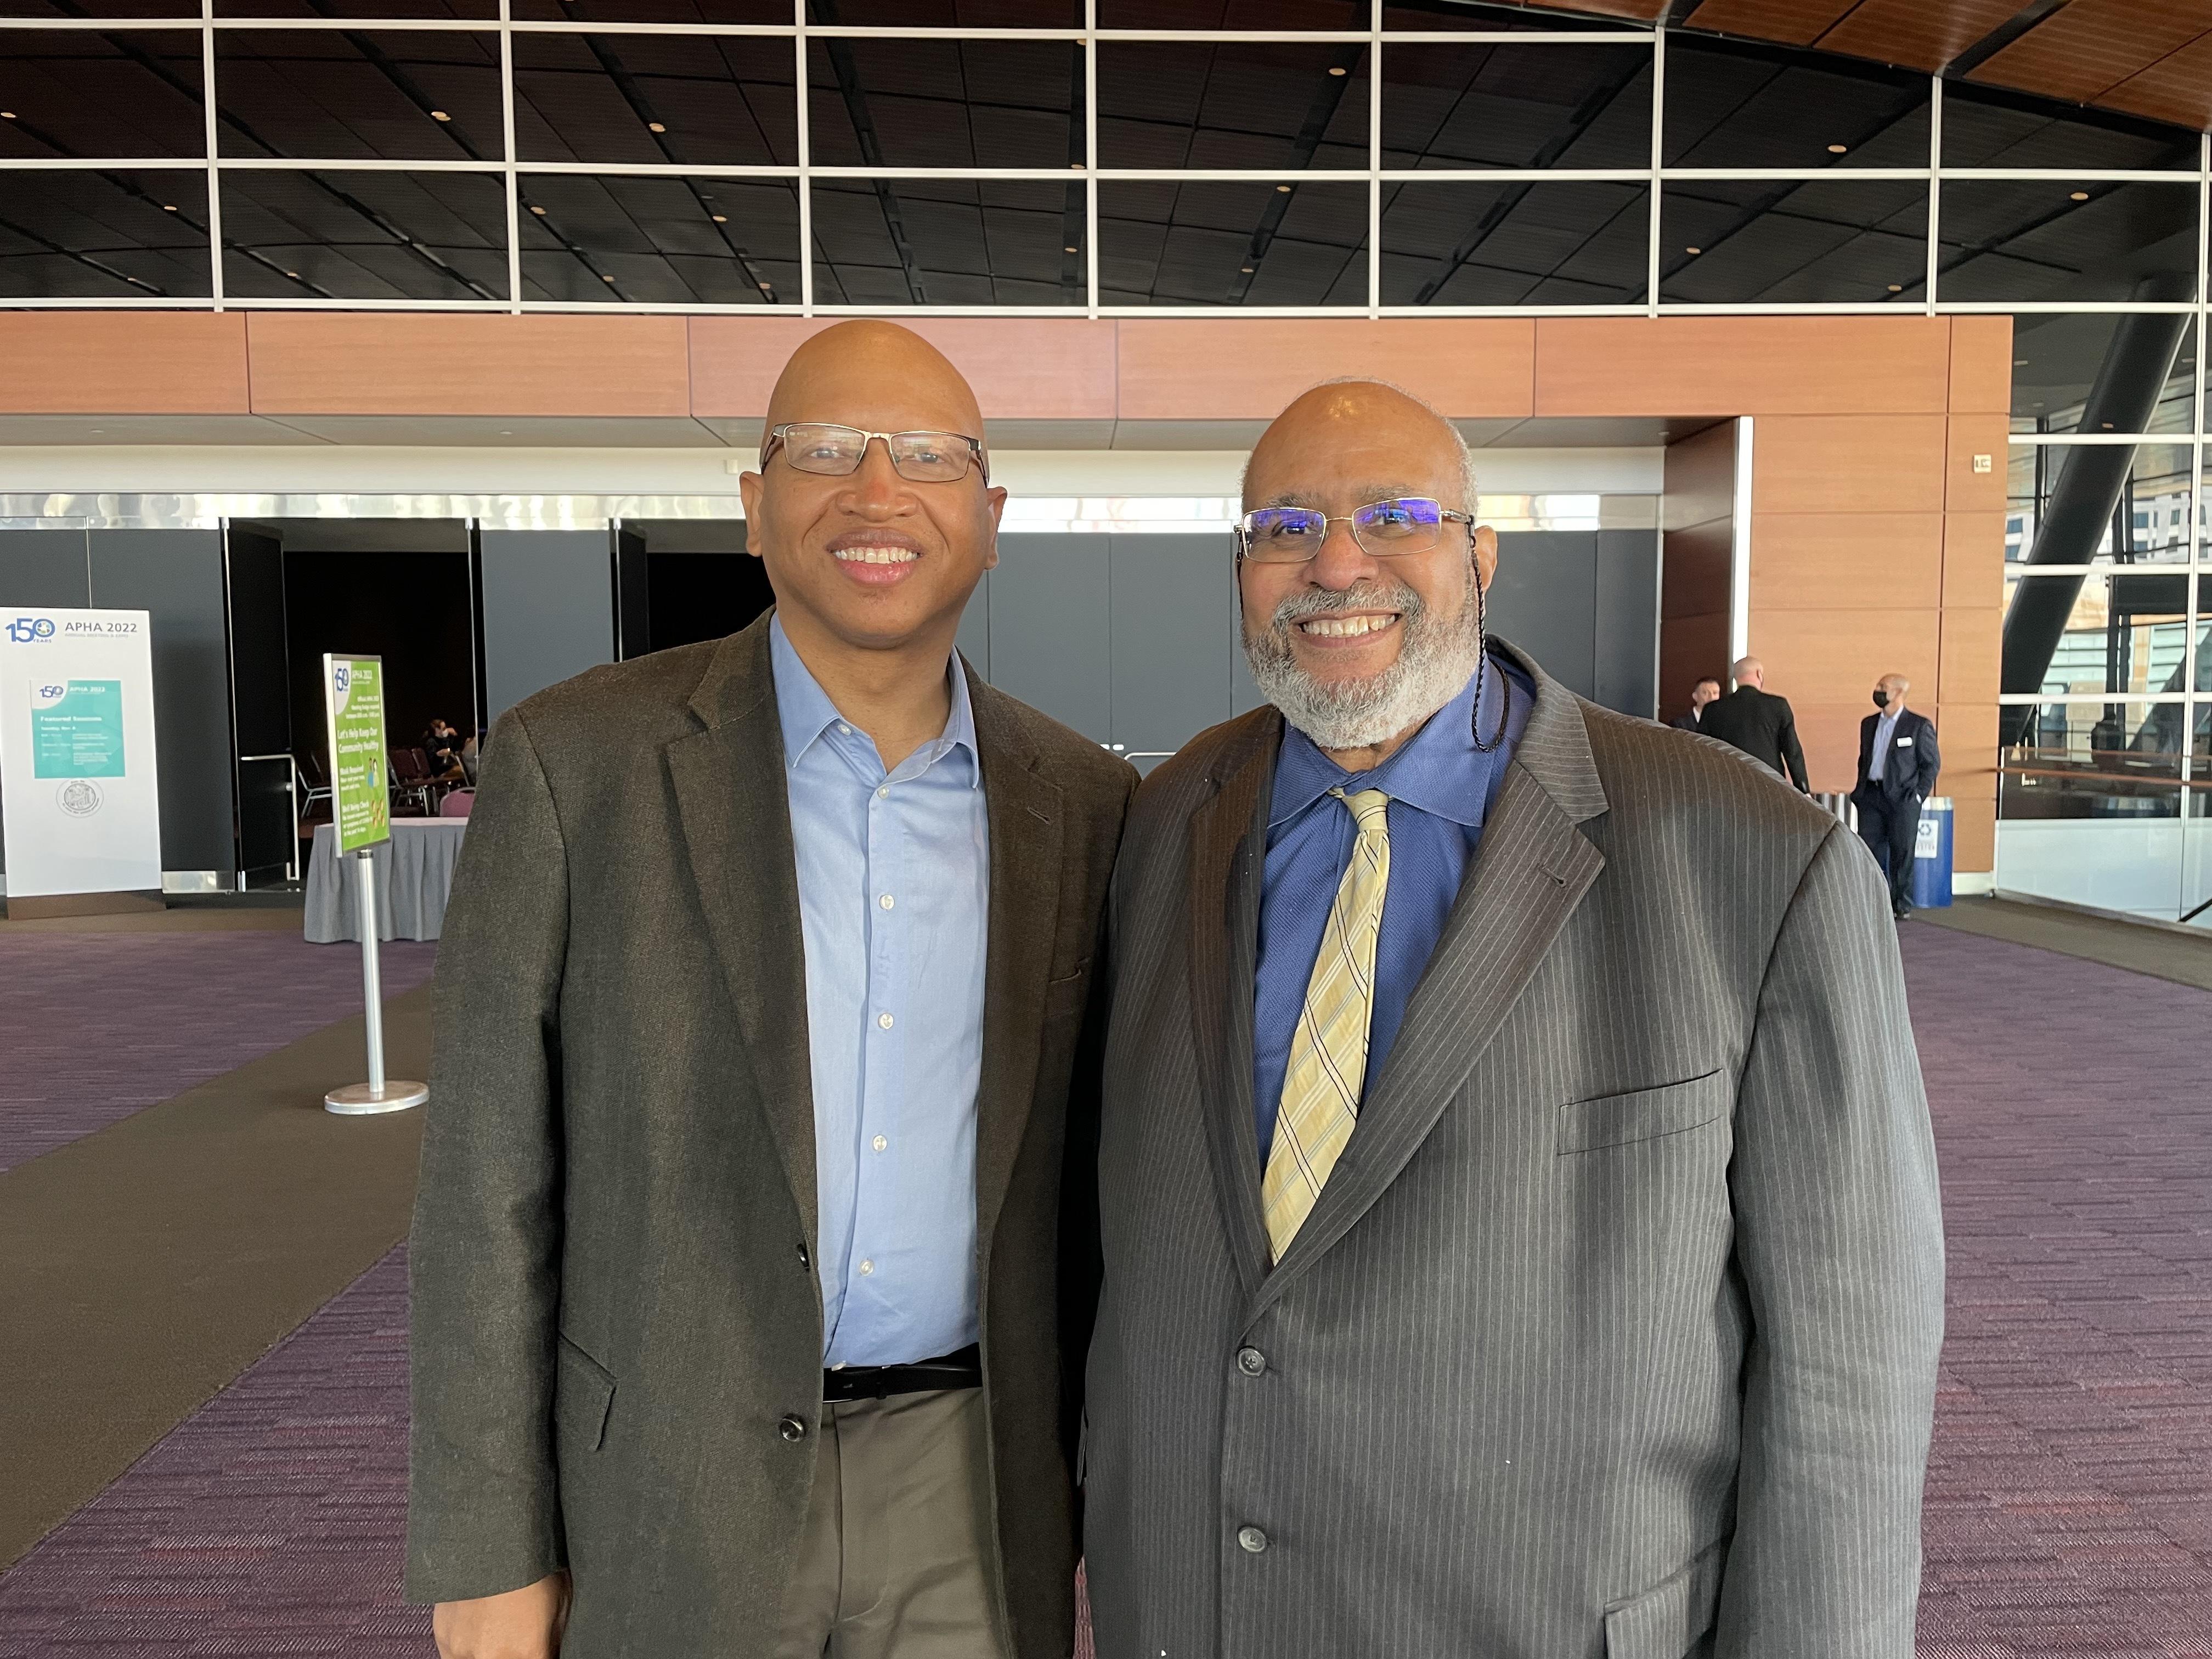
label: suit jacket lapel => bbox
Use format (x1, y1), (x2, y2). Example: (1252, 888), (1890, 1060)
(1185, 711), (1280, 1301)
(665, 617), (820, 1246)
(967, 668), (1065, 1258)
(1256, 647), (1610, 1306)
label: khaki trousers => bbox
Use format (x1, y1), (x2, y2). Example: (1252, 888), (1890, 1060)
(774, 1386), (1009, 1659)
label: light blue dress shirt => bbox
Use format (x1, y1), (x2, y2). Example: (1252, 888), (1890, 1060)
(1869, 705), (1902, 783)
(770, 616), (990, 1369)
(1252, 654), (1531, 1162)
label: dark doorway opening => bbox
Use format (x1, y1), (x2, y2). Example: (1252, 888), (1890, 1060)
(625, 520), (773, 655)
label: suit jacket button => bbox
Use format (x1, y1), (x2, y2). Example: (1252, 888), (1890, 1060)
(778, 1415), (809, 1442)
(797, 1242), (811, 1269)
(1237, 1526), (1268, 1554)
(1236, 1347), (1267, 1377)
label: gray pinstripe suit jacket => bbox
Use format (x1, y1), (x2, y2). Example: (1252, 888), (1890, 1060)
(1082, 642), (1946, 1659)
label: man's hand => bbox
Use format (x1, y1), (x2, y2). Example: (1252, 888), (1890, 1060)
(433, 1573), (570, 1659)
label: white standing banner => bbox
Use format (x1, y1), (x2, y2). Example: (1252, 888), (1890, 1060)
(0, 607), (163, 899)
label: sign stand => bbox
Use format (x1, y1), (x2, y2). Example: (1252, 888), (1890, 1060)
(320, 651), (427, 1117)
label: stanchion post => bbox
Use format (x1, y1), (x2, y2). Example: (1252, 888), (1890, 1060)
(326, 844), (427, 1116)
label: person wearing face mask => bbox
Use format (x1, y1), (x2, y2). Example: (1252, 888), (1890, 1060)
(407, 321), (1136, 1659)
(1853, 674), (1940, 921)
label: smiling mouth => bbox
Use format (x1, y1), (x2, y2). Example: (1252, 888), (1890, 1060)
(832, 545), (919, 566)
(1297, 613), (1400, 639)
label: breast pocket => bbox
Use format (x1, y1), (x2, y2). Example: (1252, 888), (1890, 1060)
(1556, 1069), (1729, 1156)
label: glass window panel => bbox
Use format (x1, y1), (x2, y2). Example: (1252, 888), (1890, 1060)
(1102, 0), (1364, 26)
(811, 177), (1085, 307)
(1998, 699), (2185, 918)
(1380, 43), (1651, 172)
(1940, 82), (2199, 171)
(514, 32), (796, 166)
(0, 167), (208, 297)
(1385, 1), (1643, 31)
(1096, 41), (1365, 172)
(2003, 568), (2192, 696)
(217, 1), (499, 18)
(1938, 180), (2200, 307)
(1660, 179), (1925, 304)
(1662, 37), (1927, 170)
(509, 0), (785, 18)
(4, 1), (198, 14)
(810, 38), (1083, 170)
(813, 1), (1080, 21)
(1380, 179), (1646, 307)
(2184, 780), (2212, 931)
(2008, 314), (2197, 435)
(520, 173), (799, 304)
(215, 30), (505, 162)
(220, 167), (508, 300)
(0, 30), (205, 158)
(2006, 442), (2197, 567)
(1099, 178), (1366, 307)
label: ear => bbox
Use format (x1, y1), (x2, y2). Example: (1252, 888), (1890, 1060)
(1471, 523), (1499, 591)
(737, 467), (765, 557)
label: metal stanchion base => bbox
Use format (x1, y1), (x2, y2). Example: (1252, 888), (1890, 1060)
(325, 1081), (429, 1115)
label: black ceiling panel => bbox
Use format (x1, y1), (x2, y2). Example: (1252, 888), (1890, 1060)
(219, 166), (507, 297)
(1097, 40), (1367, 171)
(215, 29), (506, 160)
(1662, 35), (1927, 170)
(0, 30), (206, 157)
(1941, 83), (2200, 172)
(1661, 179), (1926, 304)
(1100, 178), (1367, 306)
(520, 172), (799, 303)
(1101, 1), (1365, 27)
(810, 176), (1082, 306)
(216, 1), (500, 18)
(1380, 178), (1646, 304)
(510, 1), (789, 19)
(1939, 179), (2200, 304)
(808, 37), (1083, 169)
(0, 166), (209, 296)
(1380, 41), (1651, 170)
(514, 30), (797, 165)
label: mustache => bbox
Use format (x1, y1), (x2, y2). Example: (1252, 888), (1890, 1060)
(1266, 579), (1427, 631)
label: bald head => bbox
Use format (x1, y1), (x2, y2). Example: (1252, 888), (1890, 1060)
(1733, 656), (1764, 689)
(1244, 379), (1476, 512)
(764, 319), (985, 444)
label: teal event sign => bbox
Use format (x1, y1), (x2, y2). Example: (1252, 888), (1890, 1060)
(0, 609), (162, 899)
(31, 679), (128, 779)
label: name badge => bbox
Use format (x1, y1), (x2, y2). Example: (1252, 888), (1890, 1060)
(1897, 737), (1914, 747)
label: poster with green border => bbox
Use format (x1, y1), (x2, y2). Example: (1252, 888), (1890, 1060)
(323, 653), (391, 854)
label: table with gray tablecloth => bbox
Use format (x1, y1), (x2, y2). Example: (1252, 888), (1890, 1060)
(304, 820), (466, 943)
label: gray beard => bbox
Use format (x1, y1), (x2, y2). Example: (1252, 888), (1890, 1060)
(1242, 568), (1486, 753)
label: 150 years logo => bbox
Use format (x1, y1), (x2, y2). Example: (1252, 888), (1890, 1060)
(5, 616), (58, 644)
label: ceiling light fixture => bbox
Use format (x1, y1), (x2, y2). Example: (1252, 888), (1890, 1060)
(1063, 244), (1078, 253)
(1240, 265), (1254, 273)
(286, 270), (300, 278)
(760, 281), (774, 290)
(2069, 190), (2089, 201)
(712, 213), (729, 222)
(1685, 246), (1700, 255)
(0, 112), (15, 120)
(529, 204), (546, 215)
(1276, 184), (1291, 193)
(1827, 143), (1847, 154)
(1328, 66), (1347, 76)
(162, 203), (178, 212)
(602, 273), (616, 282)
(1887, 284), (1902, 292)
(648, 122), (667, 133)
(431, 110), (452, 122)
(2015, 358), (2029, 365)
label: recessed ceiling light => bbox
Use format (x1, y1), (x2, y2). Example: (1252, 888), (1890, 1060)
(162, 203), (178, 212)
(1887, 283), (1903, 292)
(602, 273), (616, 282)
(0, 112), (15, 120)
(2015, 358), (2029, 365)
(286, 270), (299, 278)
(1328, 66), (1347, 76)
(431, 110), (452, 122)
(2100, 420), (2114, 428)
(90, 427), (103, 433)
(711, 213), (728, 222)
(647, 122), (667, 133)
(528, 204), (546, 215)
(1240, 265), (1254, 273)
(499, 430), (513, 436)
(1684, 246), (1701, 255)
(1063, 244), (1078, 253)
(1827, 143), (1847, 154)
(1276, 184), (1291, 193)
(2069, 190), (2089, 201)
(759, 281), (773, 290)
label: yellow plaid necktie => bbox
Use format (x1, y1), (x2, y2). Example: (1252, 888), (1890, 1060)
(1262, 787), (1391, 1263)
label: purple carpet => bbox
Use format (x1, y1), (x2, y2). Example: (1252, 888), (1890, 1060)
(1, 923), (2207, 1655)
(0, 930), (438, 1173)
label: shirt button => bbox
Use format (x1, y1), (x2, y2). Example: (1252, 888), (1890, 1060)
(778, 1415), (809, 1442)
(1237, 1347), (1267, 1378)
(1237, 1526), (1268, 1554)
(872, 1135), (888, 1152)
(859, 1259), (875, 1276)
(837, 724), (851, 736)
(877, 1012), (894, 1030)
(879, 893), (894, 910)
(877, 785), (890, 799)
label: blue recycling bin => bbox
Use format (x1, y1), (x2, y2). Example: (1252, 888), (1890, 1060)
(1910, 795), (1953, 910)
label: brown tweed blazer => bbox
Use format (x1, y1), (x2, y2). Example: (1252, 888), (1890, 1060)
(406, 612), (1135, 1657)
(1082, 641), (1946, 1659)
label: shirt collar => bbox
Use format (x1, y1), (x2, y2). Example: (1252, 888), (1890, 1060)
(768, 611), (979, 787)
(1269, 653), (1516, 832)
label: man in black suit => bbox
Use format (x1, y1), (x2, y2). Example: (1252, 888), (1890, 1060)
(1696, 657), (1808, 792)
(1669, 676), (1720, 732)
(1853, 673), (1941, 921)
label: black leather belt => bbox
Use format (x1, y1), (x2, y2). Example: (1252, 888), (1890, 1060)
(822, 1342), (982, 1403)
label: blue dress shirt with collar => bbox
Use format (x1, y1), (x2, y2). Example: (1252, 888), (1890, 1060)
(770, 615), (990, 1369)
(1868, 704), (1903, 785)
(1252, 653), (1532, 1161)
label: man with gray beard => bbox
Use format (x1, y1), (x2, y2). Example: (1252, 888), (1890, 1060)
(1080, 380), (1945, 1658)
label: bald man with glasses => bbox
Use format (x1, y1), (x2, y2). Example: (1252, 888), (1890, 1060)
(408, 321), (1133, 1659)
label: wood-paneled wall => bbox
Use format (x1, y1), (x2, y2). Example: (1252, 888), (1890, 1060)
(0, 311), (2008, 868)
